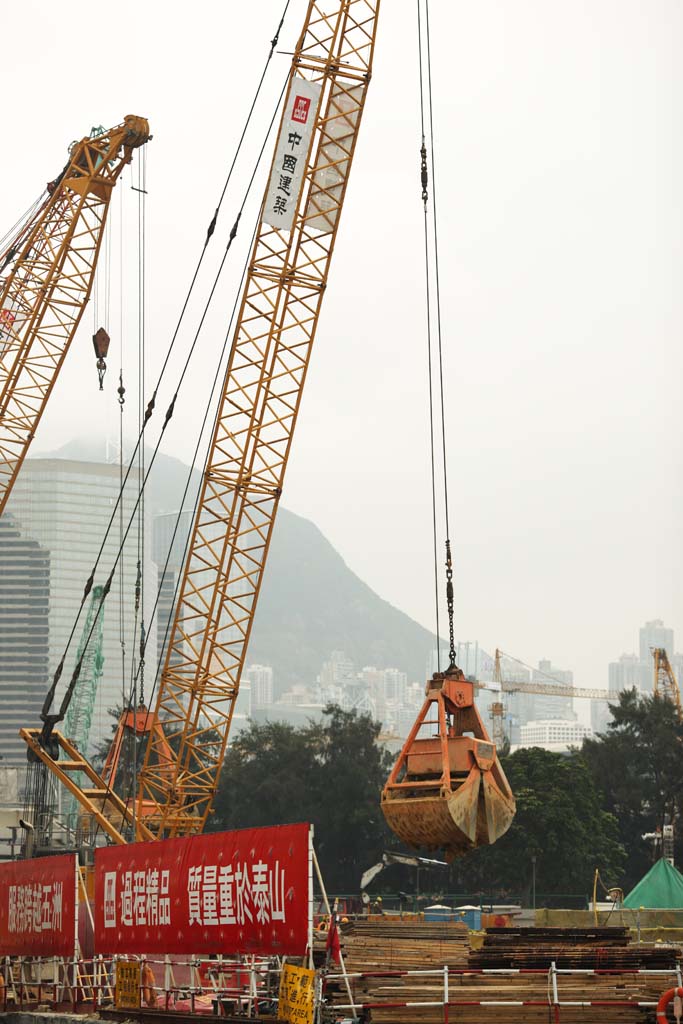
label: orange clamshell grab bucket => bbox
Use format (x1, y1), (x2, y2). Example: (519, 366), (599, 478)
(381, 667), (516, 860)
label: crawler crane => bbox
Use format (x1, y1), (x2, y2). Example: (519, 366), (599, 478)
(21, 0), (514, 865)
(21, 0), (385, 851)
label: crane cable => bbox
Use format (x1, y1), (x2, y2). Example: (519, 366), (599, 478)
(118, 173), (127, 710)
(132, 144), (148, 712)
(39, 4), (291, 733)
(0, 192), (48, 269)
(418, 0), (455, 670)
(72, 71), (289, 720)
(92, 214), (262, 844)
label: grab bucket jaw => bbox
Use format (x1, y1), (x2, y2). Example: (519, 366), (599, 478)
(381, 667), (515, 860)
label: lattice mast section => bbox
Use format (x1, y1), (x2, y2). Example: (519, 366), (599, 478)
(0, 116), (150, 516)
(63, 586), (105, 751)
(653, 648), (682, 719)
(138, 0), (380, 837)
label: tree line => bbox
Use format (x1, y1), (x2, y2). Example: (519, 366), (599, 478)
(210, 691), (683, 897)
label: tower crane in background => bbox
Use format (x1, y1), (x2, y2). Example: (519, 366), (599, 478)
(485, 648), (620, 743)
(0, 116), (150, 516)
(487, 647), (683, 742)
(25, 588), (106, 852)
(63, 586), (106, 757)
(652, 647), (682, 720)
(21, 0), (384, 853)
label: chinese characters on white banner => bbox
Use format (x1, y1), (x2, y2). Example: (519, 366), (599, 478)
(263, 76), (321, 231)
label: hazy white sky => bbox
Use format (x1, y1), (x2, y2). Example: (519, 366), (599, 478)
(3, 0), (681, 698)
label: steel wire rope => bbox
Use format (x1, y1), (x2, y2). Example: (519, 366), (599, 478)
(419, 0), (456, 671)
(417, 0), (442, 672)
(0, 191), (47, 262)
(40, 7), (292, 726)
(497, 650), (581, 690)
(95, 215), (261, 844)
(119, 172), (127, 709)
(424, 1), (450, 530)
(45, 70), (292, 743)
(129, 144), (147, 710)
(127, 147), (148, 838)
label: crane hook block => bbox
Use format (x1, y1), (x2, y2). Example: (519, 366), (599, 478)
(381, 666), (516, 860)
(92, 327), (110, 391)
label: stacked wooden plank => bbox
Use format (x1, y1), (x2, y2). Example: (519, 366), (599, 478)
(324, 922), (682, 1024)
(340, 918), (470, 971)
(470, 925), (677, 970)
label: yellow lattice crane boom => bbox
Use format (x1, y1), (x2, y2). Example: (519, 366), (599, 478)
(653, 647), (682, 719)
(139, 0), (379, 840)
(0, 116), (150, 516)
(22, 0), (380, 847)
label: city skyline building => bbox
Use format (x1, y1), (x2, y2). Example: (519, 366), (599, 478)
(152, 508), (195, 671)
(593, 619), (682, 733)
(518, 717), (592, 753)
(246, 664), (274, 707)
(0, 515), (50, 767)
(3, 458), (158, 753)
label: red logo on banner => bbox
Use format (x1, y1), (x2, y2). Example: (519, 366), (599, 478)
(291, 95), (311, 124)
(95, 823), (311, 956)
(0, 854), (77, 957)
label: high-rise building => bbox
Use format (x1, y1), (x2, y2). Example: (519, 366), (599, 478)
(595, 619), (681, 733)
(530, 659), (574, 721)
(518, 718), (592, 753)
(152, 509), (194, 671)
(0, 515), (50, 767)
(319, 650), (355, 689)
(506, 659), (574, 733)
(382, 668), (407, 705)
(3, 458), (157, 753)
(246, 664), (274, 707)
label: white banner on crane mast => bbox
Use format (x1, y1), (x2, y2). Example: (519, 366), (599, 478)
(263, 76), (322, 231)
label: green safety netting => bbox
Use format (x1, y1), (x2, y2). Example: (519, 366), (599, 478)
(623, 857), (683, 909)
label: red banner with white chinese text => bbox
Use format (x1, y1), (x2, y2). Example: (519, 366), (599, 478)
(0, 854), (77, 956)
(94, 823), (311, 956)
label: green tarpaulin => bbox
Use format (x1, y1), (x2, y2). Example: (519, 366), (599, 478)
(624, 857), (683, 909)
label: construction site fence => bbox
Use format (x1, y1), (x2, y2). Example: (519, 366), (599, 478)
(0, 954), (286, 1016)
(4, 956), (682, 1020)
(325, 962), (683, 1021)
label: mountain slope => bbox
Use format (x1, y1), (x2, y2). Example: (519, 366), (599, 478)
(251, 506), (436, 689)
(33, 440), (437, 687)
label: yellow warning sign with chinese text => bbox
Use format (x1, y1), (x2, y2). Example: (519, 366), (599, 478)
(115, 960), (141, 1009)
(278, 963), (316, 1024)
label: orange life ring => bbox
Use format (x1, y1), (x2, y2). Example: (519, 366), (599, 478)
(656, 986), (683, 1022)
